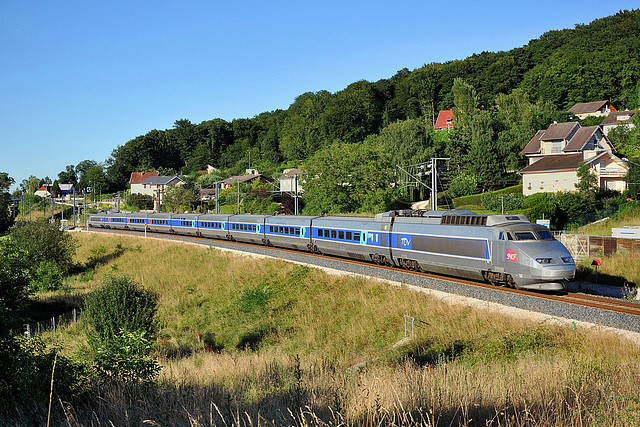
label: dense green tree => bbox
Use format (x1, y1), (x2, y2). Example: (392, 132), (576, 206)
(280, 91), (331, 161)
(84, 165), (108, 196)
(20, 176), (41, 195)
(303, 140), (395, 214)
(494, 89), (556, 171)
(374, 118), (442, 167)
(9, 220), (76, 274)
(57, 164), (77, 186)
(0, 173), (15, 235)
(163, 185), (197, 213)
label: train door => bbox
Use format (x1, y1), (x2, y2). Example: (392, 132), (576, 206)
(491, 231), (508, 273)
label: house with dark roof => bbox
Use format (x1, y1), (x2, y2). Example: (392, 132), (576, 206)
(434, 110), (453, 130)
(130, 171), (159, 194)
(133, 175), (185, 210)
(220, 173), (274, 190)
(520, 122), (627, 196)
(600, 110), (635, 136)
(569, 100), (617, 119)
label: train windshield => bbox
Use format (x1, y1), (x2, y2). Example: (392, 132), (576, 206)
(536, 230), (553, 240)
(513, 231), (537, 240)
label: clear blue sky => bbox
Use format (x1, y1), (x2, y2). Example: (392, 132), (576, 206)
(0, 1), (633, 191)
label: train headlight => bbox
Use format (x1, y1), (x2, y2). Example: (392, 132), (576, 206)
(535, 258), (553, 264)
(561, 256), (574, 263)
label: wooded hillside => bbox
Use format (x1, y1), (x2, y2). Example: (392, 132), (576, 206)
(103, 10), (640, 195)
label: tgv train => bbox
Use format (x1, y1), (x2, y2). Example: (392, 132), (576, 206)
(89, 209), (576, 291)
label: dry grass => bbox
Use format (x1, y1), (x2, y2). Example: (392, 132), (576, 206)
(35, 231), (640, 426)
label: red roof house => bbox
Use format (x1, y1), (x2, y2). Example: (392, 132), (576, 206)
(434, 110), (453, 130)
(129, 171), (159, 185)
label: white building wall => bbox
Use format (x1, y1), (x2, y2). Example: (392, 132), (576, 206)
(522, 171), (579, 196)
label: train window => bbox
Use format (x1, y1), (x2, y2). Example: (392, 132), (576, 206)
(316, 229), (321, 237)
(331, 230), (336, 239)
(296, 228), (300, 235)
(507, 233), (514, 240)
(537, 230), (553, 240)
(499, 232), (504, 240)
(354, 232), (360, 241)
(278, 227), (282, 234)
(346, 231), (352, 240)
(338, 231), (344, 239)
(514, 231), (536, 240)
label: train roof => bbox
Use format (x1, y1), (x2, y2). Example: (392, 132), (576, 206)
(377, 210), (530, 227)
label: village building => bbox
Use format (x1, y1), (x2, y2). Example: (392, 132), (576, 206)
(520, 122), (627, 196)
(34, 184), (51, 198)
(434, 109), (453, 130)
(278, 168), (304, 194)
(132, 175), (185, 210)
(600, 110), (636, 135)
(129, 171), (160, 194)
(568, 100), (617, 119)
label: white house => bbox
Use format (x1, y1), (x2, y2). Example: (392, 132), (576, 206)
(129, 171), (159, 194)
(569, 100), (617, 119)
(279, 168), (304, 194)
(600, 110), (635, 136)
(520, 122), (627, 196)
(135, 175), (185, 210)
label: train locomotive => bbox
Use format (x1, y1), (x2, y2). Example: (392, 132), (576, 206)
(89, 209), (576, 291)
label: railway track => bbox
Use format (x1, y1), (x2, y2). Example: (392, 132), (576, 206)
(84, 227), (640, 319)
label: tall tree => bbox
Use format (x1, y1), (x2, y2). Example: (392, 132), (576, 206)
(0, 173), (14, 234)
(303, 140), (395, 214)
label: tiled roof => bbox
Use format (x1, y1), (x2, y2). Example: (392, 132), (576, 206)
(434, 110), (453, 129)
(563, 126), (599, 152)
(140, 175), (184, 186)
(521, 130), (545, 154)
(540, 122), (580, 141)
(130, 171), (159, 184)
(520, 153), (584, 174)
(569, 100), (612, 114)
(279, 168), (303, 179)
(601, 110), (635, 125)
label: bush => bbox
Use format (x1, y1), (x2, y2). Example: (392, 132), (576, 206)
(30, 261), (64, 292)
(448, 173), (479, 199)
(481, 192), (525, 212)
(85, 275), (159, 383)
(524, 193), (558, 226)
(9, 220), (76, 274)
(126, 193), (154, 210)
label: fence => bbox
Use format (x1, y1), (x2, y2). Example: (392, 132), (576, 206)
(23, 308), (81, 338)
(560, 234), (640, 260)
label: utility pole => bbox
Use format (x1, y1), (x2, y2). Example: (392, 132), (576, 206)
(84, 192), (87, 230)
(236, 180), (240, 214)
(215, 181), (219, 214)
(430, 158), (450, 211)
(294, 173), (299, 215)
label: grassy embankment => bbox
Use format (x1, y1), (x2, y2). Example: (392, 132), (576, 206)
(573, 203), (640, 286)
(31, 231), (640, 426)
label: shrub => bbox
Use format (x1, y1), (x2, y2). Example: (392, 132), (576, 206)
(85, 274), (158, 347)
(481, 192), (525, 212)
(126, 193), (154, 210)
(448, 173), (479, 199)
(85, 274), (159, 383)
(524, 192), (558, 225)
(9, 220), (76, 274)
(30, 260), (64, 292)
